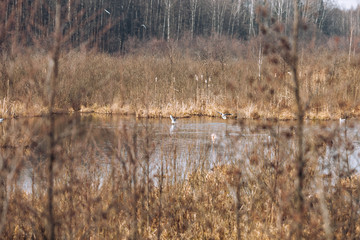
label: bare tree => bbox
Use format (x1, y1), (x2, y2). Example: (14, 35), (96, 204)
(249, 0), (255, 36)
(167, 0), (171, 41)
(190, 0), (198, 39)
(348, 10), (354, 63)
(228, 0), (241, 37)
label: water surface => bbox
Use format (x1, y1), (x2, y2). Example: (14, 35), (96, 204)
(5, 115), (359, 192)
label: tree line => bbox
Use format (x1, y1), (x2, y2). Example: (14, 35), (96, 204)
(1, 0), (359, 53)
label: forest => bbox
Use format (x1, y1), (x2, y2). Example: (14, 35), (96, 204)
(1, 0), (359, 53)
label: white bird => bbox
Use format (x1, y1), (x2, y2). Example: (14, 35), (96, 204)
(141, 24), (147, 29)
(0, 119), (3, 123)
(170, 125), (175, 134)
(217, 111), (231, 119)
(339, 118), (345, 124)
(104, 9), (110, 15)
(211, 133), (217, 143)
(170, 115), (177, 124)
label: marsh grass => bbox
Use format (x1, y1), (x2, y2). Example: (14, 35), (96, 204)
(0, 117), (359, 239)
(1, 2), (360, 239)
(1, 37), (360, 120)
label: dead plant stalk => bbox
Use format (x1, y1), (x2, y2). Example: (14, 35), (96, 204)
(47, 1), (61, 240)
(290, 1), (305, 239)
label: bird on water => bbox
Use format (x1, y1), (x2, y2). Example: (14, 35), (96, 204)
(211, 133), (217, 143)
(170, 115), (177, 124)
(217, 111), (231, 119)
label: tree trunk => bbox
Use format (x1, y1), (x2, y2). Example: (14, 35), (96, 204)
(167, 0), (171, 41)
(190, 0), (198, 39)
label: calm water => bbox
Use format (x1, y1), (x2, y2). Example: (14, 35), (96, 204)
(5, 114), (360, 192)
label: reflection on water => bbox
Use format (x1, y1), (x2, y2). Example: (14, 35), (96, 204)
(2, 115), (359, 192)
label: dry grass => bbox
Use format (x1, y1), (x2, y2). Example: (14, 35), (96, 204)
(0, 117), (359, 239)
(1, 41), (360, 120)
(1, 2), (360, 238)
(0, 34), (359, 239)
(1, 116), (360, 239)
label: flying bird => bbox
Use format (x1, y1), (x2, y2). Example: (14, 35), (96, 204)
(170, 115), (177, 124)
(104, 9), (110, 15)
(141, 24), (147, 29)
(217, 111), (231, 119)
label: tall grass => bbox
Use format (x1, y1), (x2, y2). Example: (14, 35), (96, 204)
(0, 36), (360, 120)
(0, 116), (359, 239)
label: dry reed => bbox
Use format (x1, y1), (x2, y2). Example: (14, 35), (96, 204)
(0, 37), (359, 120)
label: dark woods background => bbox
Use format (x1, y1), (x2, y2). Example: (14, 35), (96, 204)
(1, 0), (359, 53)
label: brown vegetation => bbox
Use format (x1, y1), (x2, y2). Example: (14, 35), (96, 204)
(1, 36), (360, 120)
(0, 116), (359, 239)
(1, 1), (360, 239)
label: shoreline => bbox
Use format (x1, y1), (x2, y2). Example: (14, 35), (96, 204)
(2, 102), (358, 122)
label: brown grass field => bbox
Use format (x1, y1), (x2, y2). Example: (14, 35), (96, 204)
(1, 29), (360, 239)
(1, 37), (360, 121)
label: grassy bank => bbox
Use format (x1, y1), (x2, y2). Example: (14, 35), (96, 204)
(1, 41), (360, 120)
